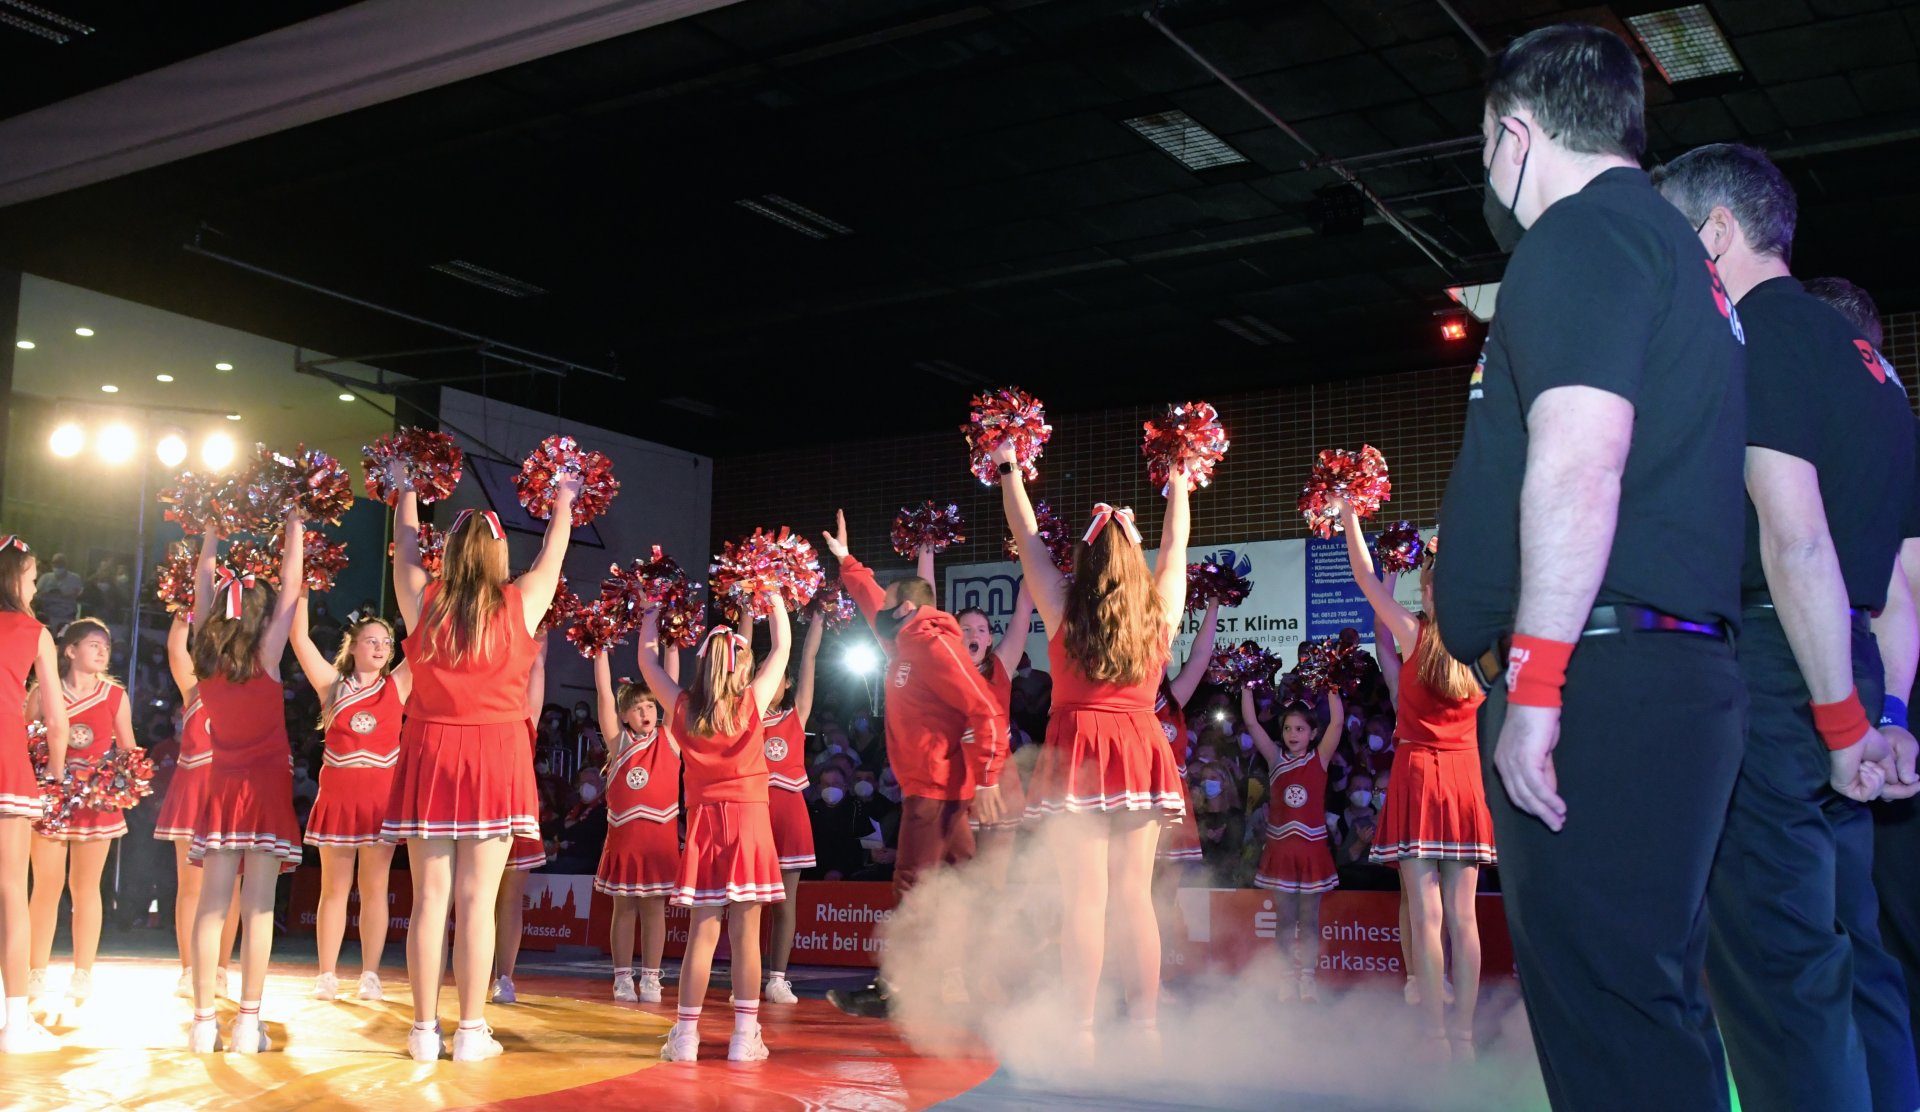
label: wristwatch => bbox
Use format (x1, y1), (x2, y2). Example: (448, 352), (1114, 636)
(997, 460), (1015, 476)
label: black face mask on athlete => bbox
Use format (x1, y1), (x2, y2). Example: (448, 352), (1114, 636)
(1695, 215), (1725, 265)
(1482, 119), (1531, 254)
(872, 603), (911, 641)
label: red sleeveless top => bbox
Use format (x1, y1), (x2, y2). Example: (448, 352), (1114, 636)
(199, 674), (290, 772)
(61, 678), (125, 762)
(322, 674), (403, 767)
(762, 707), (808, 793)
(404, 582), (537, 725)
(0, 612), (41, 747)
(606, 728), (681, 825)
(1265, 750), (1329, 842)
(1394, 626), (1483, 752)
(672, 692), (768, 805)
(1046, 636), (1164, 716)
(178, 695), (214, 771)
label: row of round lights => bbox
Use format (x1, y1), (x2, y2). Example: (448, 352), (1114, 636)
(17, 333), (244, 409)
(48, 422), (237, 470)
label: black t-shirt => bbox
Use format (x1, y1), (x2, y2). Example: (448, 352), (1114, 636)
(1738, 277), (1913, 608)
(1906, 418), (1920, 542)
(1436, 168), (1748, 662)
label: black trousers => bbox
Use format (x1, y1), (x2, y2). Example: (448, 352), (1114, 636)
(1874, 785), (1920, 1092)
(1483, 631), (1744, 1112)
(1710, 613), (1919, 1112)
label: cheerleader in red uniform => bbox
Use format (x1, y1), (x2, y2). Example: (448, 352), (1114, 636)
(1246, 686), (1344, 1002)
(186, 512), (306, 1054)
(636, 591), (790, 1064)
(955, 580), (1035, 888)
(0, 536), (68, 1053)
(386, 475), (580, 1063)
(1156, 598), (1221, 871)
(592, 647), (681, 1004)
(291, 594), (409, 1003)
(997, 440), (1194, 1059)
(1338, 502), (1489, 1059)
(491, 638), (549, 1006)
(26, 616), (138, 1009)
(758, 616), (818, 1005)
(156, 614), (239, 1001)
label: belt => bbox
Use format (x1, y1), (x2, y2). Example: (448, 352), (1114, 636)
(1740, 589), (1872, 633)
(1472, 604), (1729, 693)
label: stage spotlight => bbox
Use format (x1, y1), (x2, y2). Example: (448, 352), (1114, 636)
(156, 432), (188, 468)
(215, 362), (232, 371)
(48, 423), (85, 458)
(843, 643), (879, 676)
(74, 327), (93, 337)
(201, 432), (236, 471)
(1439, 315), (1470, 343)
(98, 423), (137, 464)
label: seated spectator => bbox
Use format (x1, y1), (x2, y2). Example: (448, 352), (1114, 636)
(1191, 761), (1246, 881)
(808, 768), (868, 880)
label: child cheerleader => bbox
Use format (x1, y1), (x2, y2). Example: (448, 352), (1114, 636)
(26, 616), (137, 1009)
(291, 593), (408, 1002)
(1246, 685), (1345, 1002)
(156, 614), (239, 1000)
(760, 616), (819, 1005)
(636, 591), (790, 1063)
(592, 647), (681, 1004)
(0, 535), (68, 1053)
(492, 638), (549, 1007)
(187, 511), (306, 1053)
(954, 581), (1035, 887)
(386, 476), (580, 1063)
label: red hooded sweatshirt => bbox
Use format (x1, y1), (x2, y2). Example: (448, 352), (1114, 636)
(839, 556), (1006, 801)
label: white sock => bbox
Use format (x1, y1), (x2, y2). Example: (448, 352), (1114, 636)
(6, 996), (29, 1026)
(641, 967), (661, 979)
(458, 1019), (486, 1033)
(193, 1007), (217, 1024)
(767, 970), (785, 982)
(413, 1019), (438, 1033)
(733, 1000), (759, 1033)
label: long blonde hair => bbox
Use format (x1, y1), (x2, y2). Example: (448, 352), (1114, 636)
(319, 616), (396, 729)
(1413, 564), (1477, 701)
(686, 627), (752, 739)
(1061, 515), (1162, 685)
(419, 514), (509, 667)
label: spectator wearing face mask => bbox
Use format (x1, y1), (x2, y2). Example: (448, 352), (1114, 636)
(1191, 764), (1245, 879)
(807, 770), (866, 880)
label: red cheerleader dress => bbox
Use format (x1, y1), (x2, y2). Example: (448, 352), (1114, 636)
(304, 675), (402, 848)
(670, 692), (782, 907)
(1255, 750), (1338, 894)
(383, 582), (540, 843)
(507, 721), (546, 871)
(0, 611), (46, 820)
(1026, 636), (1184, 819)
(1369, 627), (1495, 866)
(763, 707), (816, 871)
(1154, 685), (1202, 863)
(154, 694), (213, 842)
(191, 674), (302, 872)
(970, 657), (1027, 832)
(47, 679), (131, 841)
(594, 727), (682, 898)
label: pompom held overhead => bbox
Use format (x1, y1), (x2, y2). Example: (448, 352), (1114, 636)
(363, 428), (464, 506)
(891, 501), (967, 558)
(1372, 521), (1424, 575)
(1297, 444), (1391, 538)
(1142, 401), (1229, 494)
(514, 434), (618, 525)
(963, 386), (1051, 486)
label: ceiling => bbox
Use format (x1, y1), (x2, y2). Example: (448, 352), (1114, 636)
(1, 0), (1917, 451)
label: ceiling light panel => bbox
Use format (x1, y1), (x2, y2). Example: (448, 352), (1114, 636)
(429, 259), (547, 297)
(1627, 5), (1742, 83)
(1124, 111), (1249, 172)
(735, 195), (854, 240)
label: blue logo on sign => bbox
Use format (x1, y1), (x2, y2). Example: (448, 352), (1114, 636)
(950, 573), (1022, 618)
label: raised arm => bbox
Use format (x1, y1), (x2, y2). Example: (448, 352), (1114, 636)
(822, 510), (887, 637)
(1340, 502), (1418, 658)
(592, 650), (621, 743)
(1153, 469), (1193, 631)
(1315, 689), (1345, 767)
(257, 512), (303, 672)
(166, 612), (197, 703)
(1374, 583), (1403, 708)
(994, 442), (1067, 634)
(35, 629), (68, 769)
(637, 608), (684, 712)
(1169, 599), (1220, 706)
(794, 615), (824, 726)
(916, 545), (935, 586)
(516, 473), (583, 635)
(290, 591), (339, 696)
(992, 578), (1035, 678)
(392, 487), (429, 630)
(1242, 685), (1279, 768)
(191, 528), (218, 629)
(750, 594), (793, 715)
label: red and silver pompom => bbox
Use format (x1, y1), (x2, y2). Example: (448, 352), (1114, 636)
(157, 471), (235, 537)
(800, 579), (858, 632)
(1288, 637), (1370, 695)
(284, 529), (350, 593)
(1186, 558), (1254, 612)
(363, 427), (465, 506)
(74, 747), (156, 812)
(223, 537), (280, 586)
(564, 599), (628, 658)
(1297, 445), (1391, 539)
(656, 590), (708, 650)
(891, 501), (967, 558)
(963, 386), (1051, 486)
(1004, 500), (1075, 572)
(1143, 401), (1229, 494)
(247, 444), (355, 526)
(710, 526), (824, 622)
(540, 576), (586, 636)
(514, 435), (619, 526)
(154, 546), (197, 615)
(1205, 641), (1281, 691)
(1372, 521), (1424, 575)
(389, 523), (447, 578)
(603, 547), (699, 632)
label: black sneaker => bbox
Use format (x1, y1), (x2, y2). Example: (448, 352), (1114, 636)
(826, 981), (893, 1018)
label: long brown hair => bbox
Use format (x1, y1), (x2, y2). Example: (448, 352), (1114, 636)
(1061, 516), (1162, 685)
(319, 616), (396, 729)
(1413, 564), (1477, 701)
(418, 513), (510, 667)
(192, 580), (275, 683)
(686, 627), (752, 739)
(0, 542), (33, 615)
(55, 617), (115, 684)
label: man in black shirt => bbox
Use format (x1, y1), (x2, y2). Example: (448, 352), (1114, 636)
(1435, 25), (1748, 1109)
(1655, 145), (1920, 1112)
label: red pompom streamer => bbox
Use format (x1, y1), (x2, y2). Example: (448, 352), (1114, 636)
(30, 729), (155, 835)
(1143, 401), (1230, 494)
(601, 547), (698, 631)
(282, 529), (350, 593)
(514, 435), (619, 526)
(710, 527), (824, 623)
(387, 523), (446, 578)
(891, 501), (967, 558)
(157, 471), (234, 537)
(1297, 445), (1391, 539)
(1287, 637), (1372, 696)
(363, 428), (465, 506)
(539, 576), (586, 636)
(964, 386), (1051, 486)
(1372, 521), (1424, 575)
(246, 444), (355, 526)
(1205, 641), (1281, 691)
(223, 537), (279, 586)
(800, 579), (858, 632)
(1186, 555), (1254, 612)
(1004, 500), (1074, 572)
(154, 545), (197, 615)
(657, 591), (709, 650)
(564, 599), (629, 658)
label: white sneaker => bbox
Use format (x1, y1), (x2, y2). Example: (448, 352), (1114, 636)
(312, 972), (339, 1001)
(25, 968), (45, 998)
(0, 1018), (58, 1054)
(228, 1014), (270, 1054)
(187, 1017), (221, 1054)
(727, 1025), (770, 1062)
(451, 1024), (503, 1062)
(1297, 970), (1319, 1003)
(637, 971), (662, 1004)
(358, 972), (384, 1002)
(491, 975), (517, 1004)
(175, 969), (194, 999)
(612, 972), (638, 1003)
(763, 975), (798, 1005)
(67, 968), (91, 1005)
(407, 1024), (444, 1063)
(660, 1020), (699, 1062)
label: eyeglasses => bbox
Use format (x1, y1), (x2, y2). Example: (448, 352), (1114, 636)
(358, 637), (395, 647)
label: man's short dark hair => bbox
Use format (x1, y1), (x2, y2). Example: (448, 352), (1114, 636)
(1803, 276), (1883, 348)
(1486, 23), (1646, 160)
(884, 576), (937, 609)
(1650, 143), (1798, 262)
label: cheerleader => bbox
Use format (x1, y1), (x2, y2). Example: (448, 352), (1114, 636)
(186, 512), (306, 1053)
(26, 616), (137, 1008)
(386, 475), (580, 1063)
(1156, 598), (1221, 871)
(156, 614), (239, 1001)
(635, 591), (790, 1064)
(1246, 685), (1344, 1002)
(759, 616), (819, 1005)
(954, 580), (1035, 887)
(0, 535), (67, 1053)
(1339, 502), (1489, 1059)
(290, 594), (408, 1002)
(491, 638), (549, 1006)
(592, 647), (681, 1004)
(996, 441), (1193, 1057)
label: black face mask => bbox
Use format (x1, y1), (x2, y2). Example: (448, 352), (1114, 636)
(1482, 120), (1530, 253)
(873, 604), (911, 641)
(1695, 215), (1724, 265)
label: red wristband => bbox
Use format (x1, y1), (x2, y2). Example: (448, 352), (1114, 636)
(1811, 688), (1871, 751)
(1506, 635), (1576, 708)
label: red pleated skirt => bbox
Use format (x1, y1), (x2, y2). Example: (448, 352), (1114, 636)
(153, 759), (211, 842)
(768, 788), (816, 871)
(595, 818), (681, 898)
(0, 729), (39, 820)
(508, 835), (547, 871)
(1255, 833), (1338, 894)
(191, 764), (301, 874)
(1026, 707), (1186, 819)
(673, 800), (783, 907)
(1368, 741), (1498, 866)
(304, 764), (396, 848)
(382, 719), (538, 842)
(1157, 777), (1202, 862)
(970, 760), (1028, 833)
